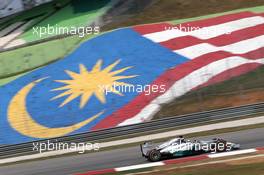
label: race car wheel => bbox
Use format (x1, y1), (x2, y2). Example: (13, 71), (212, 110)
(148, 149), (161, 162)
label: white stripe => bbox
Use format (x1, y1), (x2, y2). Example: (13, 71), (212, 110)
(144, 16), (264, 42)
(115, 162), (165, 172)
(119, 57), (264, 125)
(0, 20), (33, 48)
(208, 149), (257, 158)
(4, 39), (26, 49)
(175, 35), (264, 58)
(0, 22), (24, 37)
(116, 149), (258, 172)
(118, 104), (160, 126)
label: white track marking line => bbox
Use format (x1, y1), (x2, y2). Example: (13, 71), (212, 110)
(208, 148), (257, 158)
(114, 148), (262, 172)
(115, 162), (165, 172)
(180, 154), (264, 169)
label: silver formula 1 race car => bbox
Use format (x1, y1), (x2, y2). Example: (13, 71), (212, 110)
(140, 136), (240, 162)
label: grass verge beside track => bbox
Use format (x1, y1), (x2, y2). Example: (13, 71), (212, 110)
(111, 154), (264, 175)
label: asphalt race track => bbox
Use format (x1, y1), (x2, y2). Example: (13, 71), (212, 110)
(0, 128), (263, 175)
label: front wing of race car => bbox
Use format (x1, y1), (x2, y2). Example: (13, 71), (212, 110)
(140, 142), (154, 157)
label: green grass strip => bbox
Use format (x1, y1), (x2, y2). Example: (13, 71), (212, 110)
(0, 34), (95, 80)
(20, 0), (111, 42)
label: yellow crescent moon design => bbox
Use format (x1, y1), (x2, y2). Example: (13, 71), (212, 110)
(8, 78), (103, 139)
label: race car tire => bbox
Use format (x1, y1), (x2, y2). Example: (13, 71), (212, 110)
(147, 149), (161, 162)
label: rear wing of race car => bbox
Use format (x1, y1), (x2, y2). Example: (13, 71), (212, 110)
(140, 142), (154, 157)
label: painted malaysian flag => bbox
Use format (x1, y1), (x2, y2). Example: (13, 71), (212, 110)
(0, 11), (263, 144)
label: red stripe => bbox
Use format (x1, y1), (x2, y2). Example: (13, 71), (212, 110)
(160, 24), (264, 50)
(75, 168), (116, 175)
(133, 23), (173, 35)
(163, 155), (208, 165)
(194, 63), (262, 90)
(133, 12), (257, 35)
(256, 147), (264, 151)
(92, 48), (264, 130)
